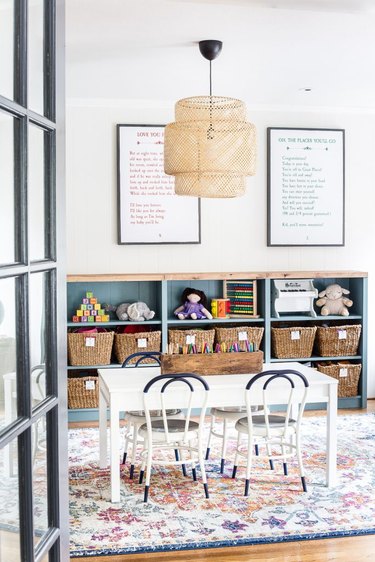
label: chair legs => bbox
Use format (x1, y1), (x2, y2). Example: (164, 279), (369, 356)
(122, 421), (142, 479)
(205, 413), (231, 472)
(140, 438), (209, 503)
(232, 432), (307, 495)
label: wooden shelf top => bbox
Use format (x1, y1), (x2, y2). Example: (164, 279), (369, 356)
(67, 270), (368, 282)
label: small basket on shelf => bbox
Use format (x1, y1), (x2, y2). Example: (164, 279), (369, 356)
(67, 331), (114, 366)
(67, 375), (99, 409)
(114, 331), (161, 364)
(315, 361), (361, 397)
(315, 324), (361, 356)
(271, 326), (317, 359)
(214, 326), (264, 352)
(168, 328), (215, 353)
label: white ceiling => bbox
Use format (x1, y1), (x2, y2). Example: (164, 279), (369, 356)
(66, 0), (375, 109)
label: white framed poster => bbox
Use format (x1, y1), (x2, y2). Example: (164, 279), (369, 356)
(267, 127), (345, 246)
(117, 124), (201, 244)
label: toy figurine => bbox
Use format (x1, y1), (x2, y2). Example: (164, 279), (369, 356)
(174, 288), (213, 320)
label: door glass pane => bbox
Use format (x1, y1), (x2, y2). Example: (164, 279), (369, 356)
(0, 277), (17, 428)
(30, 273), (47, 402)
(0, 111), (16, 265)
(29, 124), (46, 261)
(33, 415), (48, 545)
(0, 440), (21, 562)
(28, 0), (44, 115)
(0, 0), (14, 100)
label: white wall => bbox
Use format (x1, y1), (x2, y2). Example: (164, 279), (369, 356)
(66, 99), (374, 396)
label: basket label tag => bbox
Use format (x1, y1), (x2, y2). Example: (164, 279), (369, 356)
(339, 368), (348, 378)
(85, 380), (96, 390)
(186, 335), (196, 344)
(85, 337), (95, 347)
(238, 331), (248, 341)
(137, 338), (148, 348)
(291, 330), (300, 340)
(338, 330), (347, 340)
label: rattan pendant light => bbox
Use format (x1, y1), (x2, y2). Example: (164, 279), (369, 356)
(164, 40), (256, 198)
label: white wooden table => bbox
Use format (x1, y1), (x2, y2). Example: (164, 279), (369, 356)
(98, 362), (338, 503)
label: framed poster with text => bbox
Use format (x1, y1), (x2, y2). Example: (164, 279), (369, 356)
(117, 124), (201, 244)
(267, 127), (345, 246)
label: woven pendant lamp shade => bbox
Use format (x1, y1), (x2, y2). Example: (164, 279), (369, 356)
(164, 95), (257, 198)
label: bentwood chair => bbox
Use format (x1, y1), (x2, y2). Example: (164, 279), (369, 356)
(205, 404), (265, 473)
(121, 351), (181, 479)
(231, 369), (309, 496)
(138, 373), (210, 503)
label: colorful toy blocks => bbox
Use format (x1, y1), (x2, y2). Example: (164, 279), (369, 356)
(71, 291), (110, 323)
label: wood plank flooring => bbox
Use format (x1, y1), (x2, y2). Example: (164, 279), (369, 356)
(70, 401), (375, 562)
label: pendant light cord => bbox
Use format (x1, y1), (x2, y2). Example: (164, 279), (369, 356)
(207, 60), (214, 139)
(209, 60), (212, 96)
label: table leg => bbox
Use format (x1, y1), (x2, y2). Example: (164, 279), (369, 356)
(110, 404), (121, 503)
(99, 385), (107, 468)
(326, 383), (338, 487)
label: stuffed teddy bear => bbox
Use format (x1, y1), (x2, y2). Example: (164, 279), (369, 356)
(174, 288), (213, 320)
(104, 302), (155, 321)
(316, 283), (353, 316)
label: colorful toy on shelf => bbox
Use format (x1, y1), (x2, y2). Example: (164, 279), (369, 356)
(223, 280), (258, 318)
(72, 291), (109, 323)
(174, 288), (213, 320)
(211, 298), (230, 318)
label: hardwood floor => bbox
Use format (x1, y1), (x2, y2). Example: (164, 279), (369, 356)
(70, 401), (375, 562)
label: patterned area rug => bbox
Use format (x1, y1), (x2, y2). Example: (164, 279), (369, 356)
(69, 414), (375, 557)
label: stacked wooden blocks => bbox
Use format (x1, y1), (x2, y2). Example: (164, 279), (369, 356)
(72, 291), (110, 323)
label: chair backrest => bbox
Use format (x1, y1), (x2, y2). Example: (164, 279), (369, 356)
(31, 364), (46, 402)
(245, 369), (309, 437)
(143, 373), (209, 443)
(122, 351), (162, 368)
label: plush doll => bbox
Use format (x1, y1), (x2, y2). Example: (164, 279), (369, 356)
(104, 302), (155, 321)
(104, 303), (131, 321)
(127, 302), (155, 321)
(316, 283), (353, 316)
(174, 288), (213, 320)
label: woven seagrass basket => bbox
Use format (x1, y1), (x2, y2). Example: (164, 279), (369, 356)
(214, 326), (264, 351)
(114, 331), (161, 364)
(316, 362), (361, 397)
(315, 324), (361, 356)
(67, 376), (99, 409)
(271, 326), (317, 359)
(67, 331), (114, 366)
(168, 328), (215, 353)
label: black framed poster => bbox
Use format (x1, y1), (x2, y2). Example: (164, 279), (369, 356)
(117, 124), (201, 244)
(267, 127), (345, 246)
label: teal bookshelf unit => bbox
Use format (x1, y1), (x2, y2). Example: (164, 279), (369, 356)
(67, 271), (368, 421)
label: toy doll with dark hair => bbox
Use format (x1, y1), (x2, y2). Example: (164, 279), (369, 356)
(174, 287), (213, 320)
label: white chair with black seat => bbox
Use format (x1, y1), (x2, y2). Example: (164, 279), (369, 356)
(138, 373), (210, 503)
(121, 351), (182, 479)
(231, 369), (309, 496)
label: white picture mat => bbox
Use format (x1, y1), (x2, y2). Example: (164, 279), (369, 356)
(268, 128), (344, 246)
(118, 125), (200, 244)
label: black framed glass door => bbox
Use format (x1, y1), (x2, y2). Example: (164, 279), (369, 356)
(0, 1), (68, 560)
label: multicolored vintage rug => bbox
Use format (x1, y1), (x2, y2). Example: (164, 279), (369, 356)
(69, 414), (375, 557)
